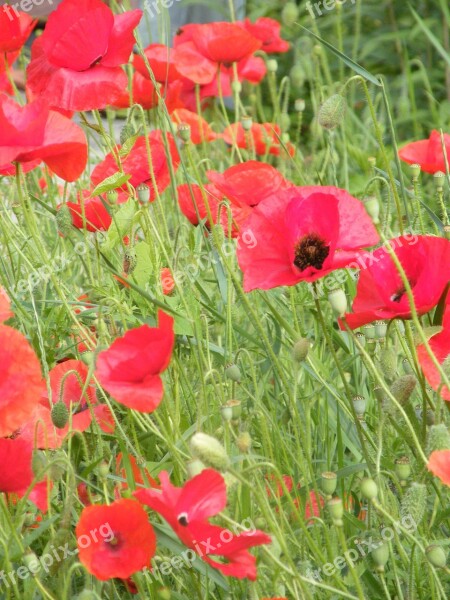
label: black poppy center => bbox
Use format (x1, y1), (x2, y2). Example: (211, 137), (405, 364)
(178, 513), (189, 526)
(106, 534), (123, 551)
(294, 233), (330, 271)
(89, 55), (104, 69)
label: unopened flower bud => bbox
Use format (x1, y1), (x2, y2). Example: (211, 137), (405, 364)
(190, 432), (230, 471)
(290, 65), (304, 89)
(98, 462), (109, 480)
(320, 471), (337, 497)
(292, 337), (310, 362)
(360, 478), (378, 500)
(186, 458), (206, 479)
(267, 59), (278, 73)
(225, 363), (241, 383)
(120, 123), (135, 146)
(136, 183), (150, 204)
(280, 113), (291, 131)
(157, 588), (171, 600)
(236, 431), (252, 453)
(231, 80), (242, 94)
(23, 552), (40, 575)
(425, 545), (447, 569)
(56, 204), (74, 236)
(400, 482), (427, 525)
(282, 2), (299, 26)
(426, 424), (450, 454)
(379, 347), (397, 382)
(328, 288), (347, 317)
(390, 374), (416, 406)
(295, 98), (305, 112)
(51, 401), (69, 429)
(318, 94), (347, 130)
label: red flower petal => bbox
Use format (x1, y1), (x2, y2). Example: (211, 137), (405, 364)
(428, 450), (450, 486)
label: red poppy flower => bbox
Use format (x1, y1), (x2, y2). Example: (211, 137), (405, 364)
(0, 9), (35, 53)
(206, 161), (292, 207)
(95, 310), (175, 412)
(26, 0), (142, 111)
(64, 192), (112, 232)
(171, 108), (217, 144)
(237, 186), (379, 292)
(241, 17), (290, 54)
(222, 122), (295, 157)
(115, 453), (159, 499)
(76, 498), (156, 581)
(175, 22), (261, 65)
(19, 359), (114, 449)
(0, 95), (87, 181)
(0, 72), (12, 95)
(160, 268), (175, 295)
(0, 325), (44, 438)
(398, 130), (450, 174)
(428, 450), (450, 486)
(91, 131), (180, 203)
(417, 303), (450, 400)
(135, 469), (271, 580)
(0, 288), (12, 322)
(177, 183), (251, 237)
(265, 474), (323, 521)
(133, 44), (183, 84)
(111, 71), (160, 110)
(343, 236), (450, 329)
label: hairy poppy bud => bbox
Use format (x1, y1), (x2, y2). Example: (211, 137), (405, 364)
(177, 123), (191, 143)
(190, 432), (230, 471)
(280, 113), (291, 132)
(426, 424), (450, 454)
(282, 2), (299, 26)
(318, 94), (347, 130)
(136, 183), (150, 204)
(23, 551), (40, 575)
(157, 588), (171, 600)
(379, 347), (397, 382)
(400, 482), (427, 525)
(225, 363), (241, 383)
(320, 471), (337, 497)
(425, 545), (447, 569)
(360, 478), (378, 500)
(77, 591), (97, 600)
(56, 203), (73, 236)
(390, 374), (416, 405)
(32, 451), (47, 478)
(236, 431), (252, 453)
(51, 401), (69, 429)
(328, 288), (347, 317)
(120, 123), (135, 146)
(363, 196), (380, 225)
(123, 249), (137, 275)
(290, 65), (304, 89)
(292, 337), (310, 362)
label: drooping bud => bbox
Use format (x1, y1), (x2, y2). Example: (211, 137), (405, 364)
(225, 363), (241, 383)
(280, 113), (291, 131)
(136, 183), (150, 204)
(328, 289), (347, 317)
(318, 94), (347, 130)
(120, 123), (135, 146)
(360, 478), (378, 500)
(426, 424), (450, 454)
(379, 347), (398, 382)
(320, 471), (337, 497)
(292, 337), (310, 362)
(51, 401), (69, 429)
(390, 374), (416, 406)
(400, 482), (427, 525)
(190, 432), (230, 471)
(363, 196), (380, 225)
(56, 204), (74, 236)
(282, 2), (299, 26)
(231, 80), (242, 94)
(425, 545), (447, 569)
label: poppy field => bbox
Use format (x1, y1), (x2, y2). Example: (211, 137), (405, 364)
(0, 0), (450, 599)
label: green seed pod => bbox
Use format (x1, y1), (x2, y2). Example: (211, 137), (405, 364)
(402, 358), (413, 374)
(220, 399), (242, 422)
(120, 122), (135, 146)
(327, 497), (344, 526)
(55, 204), (74, 236)
(279, 113), (291, 131)
(51, 401), (69, 429)
(352, 395), (367, 416)
(390, 374), (416, 406)
(295, 98), (305, 112)
(363, 323), (377, 340)
(360, 478), (378, 500)
(426, 424), (450, 454)
(107, 189), (119, 205)
(241, 115), (253, 131)
(320, 471), (337, 497)
(410, 163), (421, 181)
(379, 347), (398, 382)
(371, 541), (389, 571)
(318, 94), (347, 130)
(425, 545), (447, 569)
(157, 588), (171, 600)
(434, 171), (445, 192)
(282, 2), (299, 26)
(394, 456), (411, 483)
(136, 183), (150, 204)
(328, 289), (347, 317)
(400, 482), (427, 525)
(123, 249), (137, 275)
(23, 551), (40, 574)
(190, 432), (230, 471)
(177, 122), (191, 143)
(225, 363), (241, 383)
(290, 65), (304, 89)
(374, 320), (387, 339)
(292, 337), (310, 362)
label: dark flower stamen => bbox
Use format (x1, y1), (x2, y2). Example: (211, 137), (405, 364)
(294, 233), (330, 271)
(178, 513), (189, 526)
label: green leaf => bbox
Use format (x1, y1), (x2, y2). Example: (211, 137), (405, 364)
(91, 172), (131, 196)
(410, 7), (450, 68)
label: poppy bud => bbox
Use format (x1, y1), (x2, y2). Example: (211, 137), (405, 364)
(225, 363), (241, 383)
(231, 80), (243, 94)
(186, 458), (206, 479)
(426, 424), (450, 454)
(80, 351), (95, 367)
(241, 115), (253, 131)
(236, 431), (252, 453)
(221, 399), (242, 422)
(360, 478), (378, 500)
(267, 59), (278, 73)
(120, 123), (135, 146)
(32, 451), (48, 478)
(390, 374), (416, 405)
(157, 588), (171, 600)
(295, 98), (305, 112)
(23, 551), (40, 574)
(371, 541), (389, 572)
(123, 249), (137, 275)
(51, 401), (69, 429)
(292, 337), (310, 362)
(402, 358), (413, 374)
(320, 471), (337, 497)
(379, 347), (397, 381)
(433, 171), (445, 192)
(410, 163), (421, 181)
(327, 497), (344, 526)
(400, 482), (427, 525)
(394, 456), (411, 484)
(98, 461), (109, 480)
(177, 123), (191, 143)
(290, 65), (304, 89)
(49, 458), (66, 481)
(352, 395), (367, 416)
(190, 432), (230, 471)
(56, 204), (74, 236)
(425, 545), (447, 569)
(136, 183), (150, 204)
(318, 94), (347, 130)
(363, 196), (380, 225)
(328, 288), (347, 317)
(280, 113), (291, 131)
(282, 2), (299, 26)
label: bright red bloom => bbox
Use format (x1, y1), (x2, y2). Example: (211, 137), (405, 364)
(241, 17), (290, 54)
(428, 450), (450, 486)
(0, 325), (44, 438)
(417, 303), (450, 400)
(133, 44), (183, 84)
(95, 310), (175, 412)
(0, 9), (35, 53)
(111, 71), (160, 110)
(237, 186), (379, 292)
(76, 498), (156, 581)
(206, 161), (292, 207)
(135, 469), (271, 580)
(26, 0), (142, 111)
(175, 22), (261, 65)
(222, 122), (295, 157)
(265, 474), (323, 521)
(115, 453), (159, 499)
(171, 108), (217, 144)
(64, 192), (112, 232)
(0, 288), (12, 322)
(19, 359), (114, 449)
(343, 236), (450, 329)
(398, 130), (450, 174)
(160, 268), (175, 295)
(91, 131), (180, 203)
(0, 95), (87, 181)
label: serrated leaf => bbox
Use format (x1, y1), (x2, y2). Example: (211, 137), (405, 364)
(119, 134), (140, 158)
(91, 172), (131, 196)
